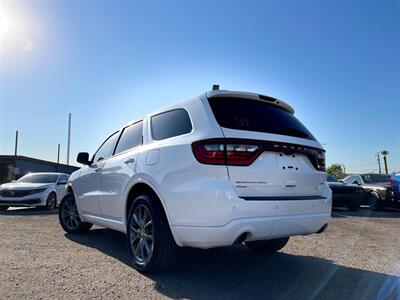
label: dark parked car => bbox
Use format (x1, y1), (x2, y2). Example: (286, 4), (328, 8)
(327, 175), (364, 211)
(343, 174), (392, 210)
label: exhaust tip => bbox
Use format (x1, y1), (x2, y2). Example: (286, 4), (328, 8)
(234, 232), (250, 244)
(316, 224), (328, 234)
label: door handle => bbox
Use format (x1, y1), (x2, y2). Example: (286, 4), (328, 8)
(94, 168), (102, 172)
(124, 158), (136, 164)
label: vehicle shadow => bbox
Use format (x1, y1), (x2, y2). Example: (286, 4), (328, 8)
(66, 228), (399, 300)
(0, 207), (58, 216)
(332, 206), (400, 219)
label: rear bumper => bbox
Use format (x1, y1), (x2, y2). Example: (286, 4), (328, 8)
(383, 192), (400, 208)
(169, 184), (332, 248)
(172, 212), (330, 249)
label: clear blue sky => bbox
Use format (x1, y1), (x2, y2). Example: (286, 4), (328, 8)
(1, 0), (399, 173)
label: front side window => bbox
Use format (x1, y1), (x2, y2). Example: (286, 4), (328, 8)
(92, 132), (120, 163)
(115, 121), (143, 154)
(58, 175), (68, 183)
(151, 109), (192, 140)
(344, 176), (356, 184)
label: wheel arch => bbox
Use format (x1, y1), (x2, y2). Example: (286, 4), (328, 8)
(65, 184), (74, 194)
(369, 190), (381, 199)
(124, 180), (181, 245)
(48, 190), (57, 198)
(125, 181), (167, 222)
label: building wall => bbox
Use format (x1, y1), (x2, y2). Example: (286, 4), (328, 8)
(0, 156), (79, 183)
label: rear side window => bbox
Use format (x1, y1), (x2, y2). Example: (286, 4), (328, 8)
(208, 97), (316, 141)
(151, 109), (192, 140)
(115, 121), (143, 154)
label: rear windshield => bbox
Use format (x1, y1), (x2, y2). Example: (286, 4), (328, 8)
(208, 97), (316, 141)
(361, 174), (391, 183)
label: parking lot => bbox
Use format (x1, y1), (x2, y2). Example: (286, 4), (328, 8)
(0, 207), (399, 300)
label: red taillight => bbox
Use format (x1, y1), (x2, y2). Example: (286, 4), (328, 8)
(193, 142), (226, 165)
(390, 178), (394, 189)
(226, 143), (260, 166)
(192, 139), (260, 166)
(192, 138), (326, 170)
(316, 151), (326, 171)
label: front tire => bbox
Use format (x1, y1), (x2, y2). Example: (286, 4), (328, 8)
(0, 206), (9, 211)
(127, 194), (178, 273)
(59, 193), (92, 234)
(245, 237), (289, 253)
(45, 192), (57, 210)
(368, 192), (384, 211)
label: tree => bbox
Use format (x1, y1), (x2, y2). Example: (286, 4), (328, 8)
(381, 150), (389, 174)
(326, 164), (345, 179)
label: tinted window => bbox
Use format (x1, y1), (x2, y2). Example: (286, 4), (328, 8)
(345, 176), (360, 184)
(58, 175), (68, 183)
(361, 174), (391, 183)
(115, 121), (143, 154)
(93, 132), (120, 162)
(151, 109), (192, 140)
(344, 176), (354, 183)
(208, 97), (316, 140)
(327, 175), (338, 182)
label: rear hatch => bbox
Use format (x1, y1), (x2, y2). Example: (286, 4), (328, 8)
(206, 93), (326, 199)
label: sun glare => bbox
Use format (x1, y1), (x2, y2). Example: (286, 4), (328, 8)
(0, 5), (35, 52)
(0, 7), (14, 37)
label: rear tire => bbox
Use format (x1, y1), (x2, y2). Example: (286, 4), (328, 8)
(368, 192), (384, 211)
(59, 193), (92, 234)
(127, 194), (178, 273)
(245, 237), (289, 253)
(0, 206), (9, 211)
(347, 200), (361, 211)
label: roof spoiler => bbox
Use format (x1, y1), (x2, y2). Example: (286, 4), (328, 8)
(206, 90), (295, 114)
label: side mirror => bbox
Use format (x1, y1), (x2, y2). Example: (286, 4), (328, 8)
(352, 180), (360, 185)
(77, 152), (90, 165)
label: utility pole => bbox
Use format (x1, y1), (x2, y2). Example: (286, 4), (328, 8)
(57, 143), (60, 172)
(14, 130), (18, 156)
(66, 113), (71, 165)
(376, 152), (381, 174)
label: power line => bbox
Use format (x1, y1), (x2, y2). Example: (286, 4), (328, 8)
(344, 162), (377, 168)
(325, 134), (400, 147)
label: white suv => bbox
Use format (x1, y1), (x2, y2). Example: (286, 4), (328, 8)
(59, 89), (332, 272)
